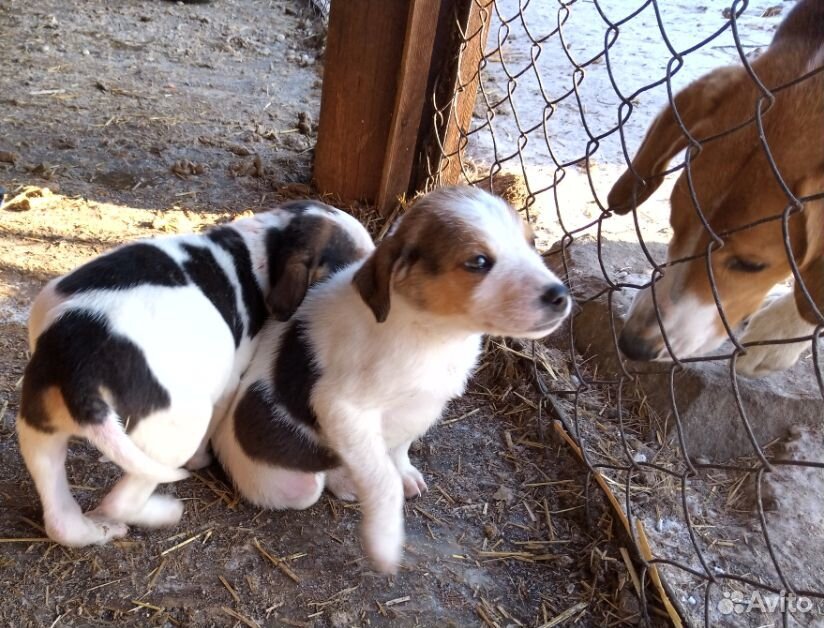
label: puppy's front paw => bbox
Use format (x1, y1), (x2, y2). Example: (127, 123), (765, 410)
(361, 484), (406, 574)
(362, 518), (404, 574)
(399, 465), (428, 499)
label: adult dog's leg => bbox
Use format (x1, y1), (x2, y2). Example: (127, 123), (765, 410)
(737, 291), (817, 377)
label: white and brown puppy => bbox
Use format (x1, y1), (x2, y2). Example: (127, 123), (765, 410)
(213, 186), (571, 573)
(17, 201), (373, 547)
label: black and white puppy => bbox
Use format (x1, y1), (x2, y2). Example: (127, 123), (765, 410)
(213, 187), (571, 573)
(17, 202), (373, 547)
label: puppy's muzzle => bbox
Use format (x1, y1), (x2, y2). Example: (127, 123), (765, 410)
(541, 283), (570, 314)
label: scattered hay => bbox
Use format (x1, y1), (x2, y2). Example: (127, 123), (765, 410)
(2, 185), (55, 212)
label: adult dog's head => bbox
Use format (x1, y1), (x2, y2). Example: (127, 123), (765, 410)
(609, 0), (824, 361)
(353, 186), (571, 338)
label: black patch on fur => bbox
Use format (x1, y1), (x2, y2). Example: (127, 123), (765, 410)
(181, 243), (243, 347)
(265, 214), (360, 294)
(56, 243), (187, 295)
(208, 227), (266, 338)
(278, 200), (335, 214)
(404, 247), (428, 271)
(271, 320), (320, 427)
(319, 224), (360, 276)
(20, 310), (171, 432)
(264, 217), (314, 294)
(233, 382), (339, 472)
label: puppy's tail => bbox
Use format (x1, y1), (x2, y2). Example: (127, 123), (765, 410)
(83, 416), (190, 484)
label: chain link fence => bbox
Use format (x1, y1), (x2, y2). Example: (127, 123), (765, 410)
(423, 0), (824, 625)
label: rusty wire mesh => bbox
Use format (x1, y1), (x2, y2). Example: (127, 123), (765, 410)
(423, 0), (824, 625)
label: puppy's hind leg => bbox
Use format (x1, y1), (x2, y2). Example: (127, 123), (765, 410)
(240, 468), (325, 511)
(326, 466), (358, 501)
(185, 392), (236, 470)
(91, 474), (182, 528)
(95, 399), (217, 528)
(82, 416), (189, 484)
(17, 419), (128, 546)
(184, 437), (213, 471)
(213, 403), (325, 510)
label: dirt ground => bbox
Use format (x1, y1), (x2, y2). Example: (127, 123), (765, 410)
(0, 2), (653, 627)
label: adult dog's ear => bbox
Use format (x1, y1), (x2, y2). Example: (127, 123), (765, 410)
(608, 66), (744, 214)
(793, 175), (824, 325)
(353, 235), (402, 323)
(268, 258), (310, 321)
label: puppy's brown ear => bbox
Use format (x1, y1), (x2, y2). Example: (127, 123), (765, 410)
(608, 66), (744, 214)
(793, 176), (824, 324)
(353, 236), (401, 323)
(268, 258), (310, 321)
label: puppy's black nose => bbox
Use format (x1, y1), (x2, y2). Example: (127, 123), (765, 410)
(541, 283), (570, 313)
(618, 328), (659, 361)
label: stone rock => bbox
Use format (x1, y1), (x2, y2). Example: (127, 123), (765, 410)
(552, 237), (823, 462)
(491, 485), (515, 504)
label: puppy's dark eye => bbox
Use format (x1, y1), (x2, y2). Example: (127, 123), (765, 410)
(464, 255), (493, 273)
(726, 257), (767, 273)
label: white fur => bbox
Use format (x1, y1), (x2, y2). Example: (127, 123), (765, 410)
(214, 187), (570, 573)
(626, 281), (725, 360)
(737, 291), (818, 377)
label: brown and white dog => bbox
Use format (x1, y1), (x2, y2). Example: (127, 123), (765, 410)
(212, 186), (571, 573)
(17, 202), (373, 547)
(609, 0), (824, 377)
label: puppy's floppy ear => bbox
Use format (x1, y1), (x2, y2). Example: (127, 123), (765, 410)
(793, 175), (824, 325)
(268, 257), (310, 321)
(353, 235), (402, 323)
(608, 66), (744, 214)
(265, 214), (331, 321)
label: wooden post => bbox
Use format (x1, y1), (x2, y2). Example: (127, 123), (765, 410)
(375, 0), (443, 211)
(314, 0), (492, 214)
(427, 0), (494, 188)
(313, 0), (409, 208)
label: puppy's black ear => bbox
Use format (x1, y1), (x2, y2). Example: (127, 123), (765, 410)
(353, 236), (401, 323)
(268, 259), (310, 321)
